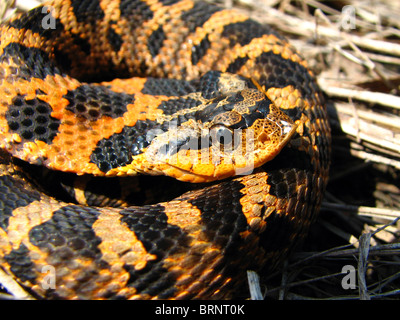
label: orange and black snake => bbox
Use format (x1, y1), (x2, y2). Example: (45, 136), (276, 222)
(0, 0), (330, 299)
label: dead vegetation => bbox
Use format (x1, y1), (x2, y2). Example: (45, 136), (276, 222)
(226, 0), (400, 300)
(1, 0), (399, 300)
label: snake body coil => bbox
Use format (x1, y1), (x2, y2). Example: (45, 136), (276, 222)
(0, 0), (330, 299)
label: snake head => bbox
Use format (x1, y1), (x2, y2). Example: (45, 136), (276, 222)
(140, 88), (297, 183)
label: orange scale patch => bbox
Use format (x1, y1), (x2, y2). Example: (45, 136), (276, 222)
(100, 78), (148, 94)
(124, 93), (173, 122)
(47, 118), (123, 173)
(93, 209), (158, 272)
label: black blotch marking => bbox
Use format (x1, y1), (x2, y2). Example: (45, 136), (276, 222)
(226, 56), (249, 74)
(157, 97), (201, 116)
(186, 180), (247, 245)
(119, 0), (153, 20)
(0, 174), (41, 230)
(142, 78), (197, 96)
(70, 0), (104, 24)
(185, 180), (251, 295)
(256, 195), (300, 261)
(27, 205), (112, 298)
(261, 145), (315, 255)
(29, 204), (107, 266)
(197, 71), (224, 99)
(6, 93), (61, 144)
(194, 89), (255, 125)
(255, 51), (317, 99)
(221, 19), (283, 47)
(29, 205), (101, 248)
(257, 164), (313, 261)
(148, 26), (166, 57)
(181, 2), (221, 33)
(64, 84), (133, 121)
(5, 204), (107, 295)
(90, 120), (157, 172)
(8, 6), (64, 39)
(266, 169), (298, 200)
(119, 205), (191, 298)
(283, 105), (303, 121)
(191, 35), (210, 65)
(158, 0), (181, 5)
(0, 43), (61, 80)
(107, 22), (123, 53)
(4, 244), (37, 284)
(263, 146), (313, 178)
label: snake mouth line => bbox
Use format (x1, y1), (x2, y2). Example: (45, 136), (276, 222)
(147, 132), (298, 183)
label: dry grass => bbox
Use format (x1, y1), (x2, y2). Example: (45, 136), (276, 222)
(1, 0), (399, 300)
(226, 0), (400, 300)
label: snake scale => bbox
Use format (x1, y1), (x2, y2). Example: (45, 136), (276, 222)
(0, 0), (330, 299)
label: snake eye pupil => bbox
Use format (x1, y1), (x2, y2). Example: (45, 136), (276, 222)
(210, 125), (233, 147)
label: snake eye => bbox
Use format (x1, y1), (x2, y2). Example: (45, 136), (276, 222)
(210, 125), (234, 148)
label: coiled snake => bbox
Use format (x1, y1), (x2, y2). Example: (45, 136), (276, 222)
(0, 0), (330, 299)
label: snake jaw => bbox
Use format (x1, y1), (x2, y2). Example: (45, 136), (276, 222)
(136, 96), (298, 183)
